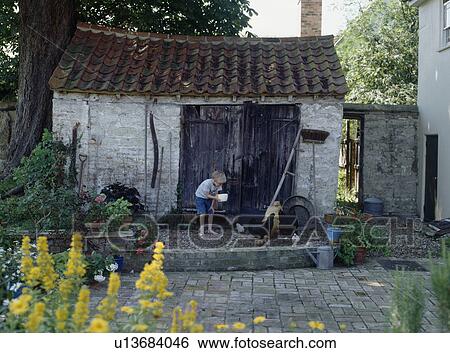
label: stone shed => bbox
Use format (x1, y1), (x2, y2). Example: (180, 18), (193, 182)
(49, 23), (347, 215)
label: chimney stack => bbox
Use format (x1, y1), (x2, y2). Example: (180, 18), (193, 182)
(299, 0), (322, 37)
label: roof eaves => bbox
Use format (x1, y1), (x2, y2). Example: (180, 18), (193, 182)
(409, 0), (429, 7)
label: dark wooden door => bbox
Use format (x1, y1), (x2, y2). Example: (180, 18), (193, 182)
(180, 104), (299, 214)
(240, 104), (300, 212)
(424, 135), (438, 222)
(180, 105), (243, 213)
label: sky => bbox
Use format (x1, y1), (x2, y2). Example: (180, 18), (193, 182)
(247, 0), (370, 37)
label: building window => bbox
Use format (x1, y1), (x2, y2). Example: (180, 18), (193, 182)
(444, 0), (450, 44)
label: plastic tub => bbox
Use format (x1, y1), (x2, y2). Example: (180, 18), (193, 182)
(326, 227), (343, 242)
(217, 193), (228, 202)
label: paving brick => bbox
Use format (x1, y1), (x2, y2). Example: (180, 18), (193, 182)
(88, 259), (439, 332)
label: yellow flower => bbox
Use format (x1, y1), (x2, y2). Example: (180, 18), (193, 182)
(191, 324), (204, 333)
(107, 272), (120, 296)
(97, 273), (120, 321)
(152, 253), (164, 262)
(120, 306), (134, 314)
(24, 302), (45, 332)
(253, 316), (266, 324)
(72, 286), (90, 330)
(58, 278), (73, 301)
(88, 318), (109, 333)
(232, 322), (246, 330)
(215, 323), (229, 330)
(308, 321), (325, 331)
(139, 300), (162, 309)
(65, 233), (86, 278)
(20, 236), (34, 284)
(135, 243), (172, 301)
(36, 236), (58, 291)
(170, 307), (182, 333)
(132, 324), (148, 332)
(9, 294), (32, 316)
(27, 267), (41, 287)
(55, 305), (69, 332)
(180, 301), (198, 330)
(339, 323), (347, 331)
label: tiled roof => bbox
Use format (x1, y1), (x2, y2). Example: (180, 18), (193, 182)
(49, 23), (347, 97)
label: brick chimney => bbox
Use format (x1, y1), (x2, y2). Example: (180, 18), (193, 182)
(299, 0), (322, 37)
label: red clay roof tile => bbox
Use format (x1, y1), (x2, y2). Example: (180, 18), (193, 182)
(49, 23), (347, 97)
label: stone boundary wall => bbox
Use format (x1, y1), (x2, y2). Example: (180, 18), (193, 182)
(344, 103), (419, 215)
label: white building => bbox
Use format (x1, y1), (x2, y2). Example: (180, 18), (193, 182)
(411, 0), (450, 221)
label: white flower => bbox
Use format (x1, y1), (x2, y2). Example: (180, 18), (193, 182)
(2, 299), (10, 307)
(9, 282), (22, 292)
(94, 274), (106, 283)
(106, 262), (119, 272)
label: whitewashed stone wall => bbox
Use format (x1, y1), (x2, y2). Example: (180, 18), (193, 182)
(295, 102), (343, 215)
(53, 93), (181, 214)
(53, 92), (343, 215)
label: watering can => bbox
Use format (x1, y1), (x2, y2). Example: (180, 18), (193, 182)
(307, 246), (337, 270)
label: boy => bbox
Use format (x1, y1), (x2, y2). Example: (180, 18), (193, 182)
(195, 171), (226, 236)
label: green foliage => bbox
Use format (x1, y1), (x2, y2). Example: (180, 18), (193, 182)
(78, 0), (256, 36)
(0, 176), (18, 197)
(430, 243), (450, 331)
(337, 0), (418, 104)
(0, 131), (78, 232)
(13, 130), (75, 188)
(52, 250), (116, 283)
(84, 201), (108, 223)
(338, 238), (358, 266)
(0, 196), (28, 227)
(335, 214), (390, 265)
(390, 271), (425, 332)
(105, 197), (132, 231)
(0, 0), (256, 100)
(85, 252), (116, 282)
(0, 0), (18, 100)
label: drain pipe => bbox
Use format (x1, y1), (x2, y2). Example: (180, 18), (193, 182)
(144, 105), (148, 208)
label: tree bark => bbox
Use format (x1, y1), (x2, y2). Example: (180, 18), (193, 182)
(5, 0), (76, 173)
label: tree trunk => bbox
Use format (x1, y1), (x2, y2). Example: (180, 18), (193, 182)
(5, 0), (76, 172)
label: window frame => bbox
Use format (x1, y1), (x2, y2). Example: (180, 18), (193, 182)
(441, 0), (450, 50)
(444, 1), (450, 29)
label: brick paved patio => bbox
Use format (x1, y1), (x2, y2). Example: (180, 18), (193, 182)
(90, 258), (440, 333)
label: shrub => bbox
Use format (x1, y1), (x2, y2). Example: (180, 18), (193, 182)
(0, 131), (78, 233)
(390, 271), (425, 332)
(430, 243), (450, 331)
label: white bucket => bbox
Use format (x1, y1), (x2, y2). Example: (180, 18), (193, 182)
(217, 193), (228, 202)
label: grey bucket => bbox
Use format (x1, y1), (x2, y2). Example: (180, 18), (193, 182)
(308, 246), (335, 270)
